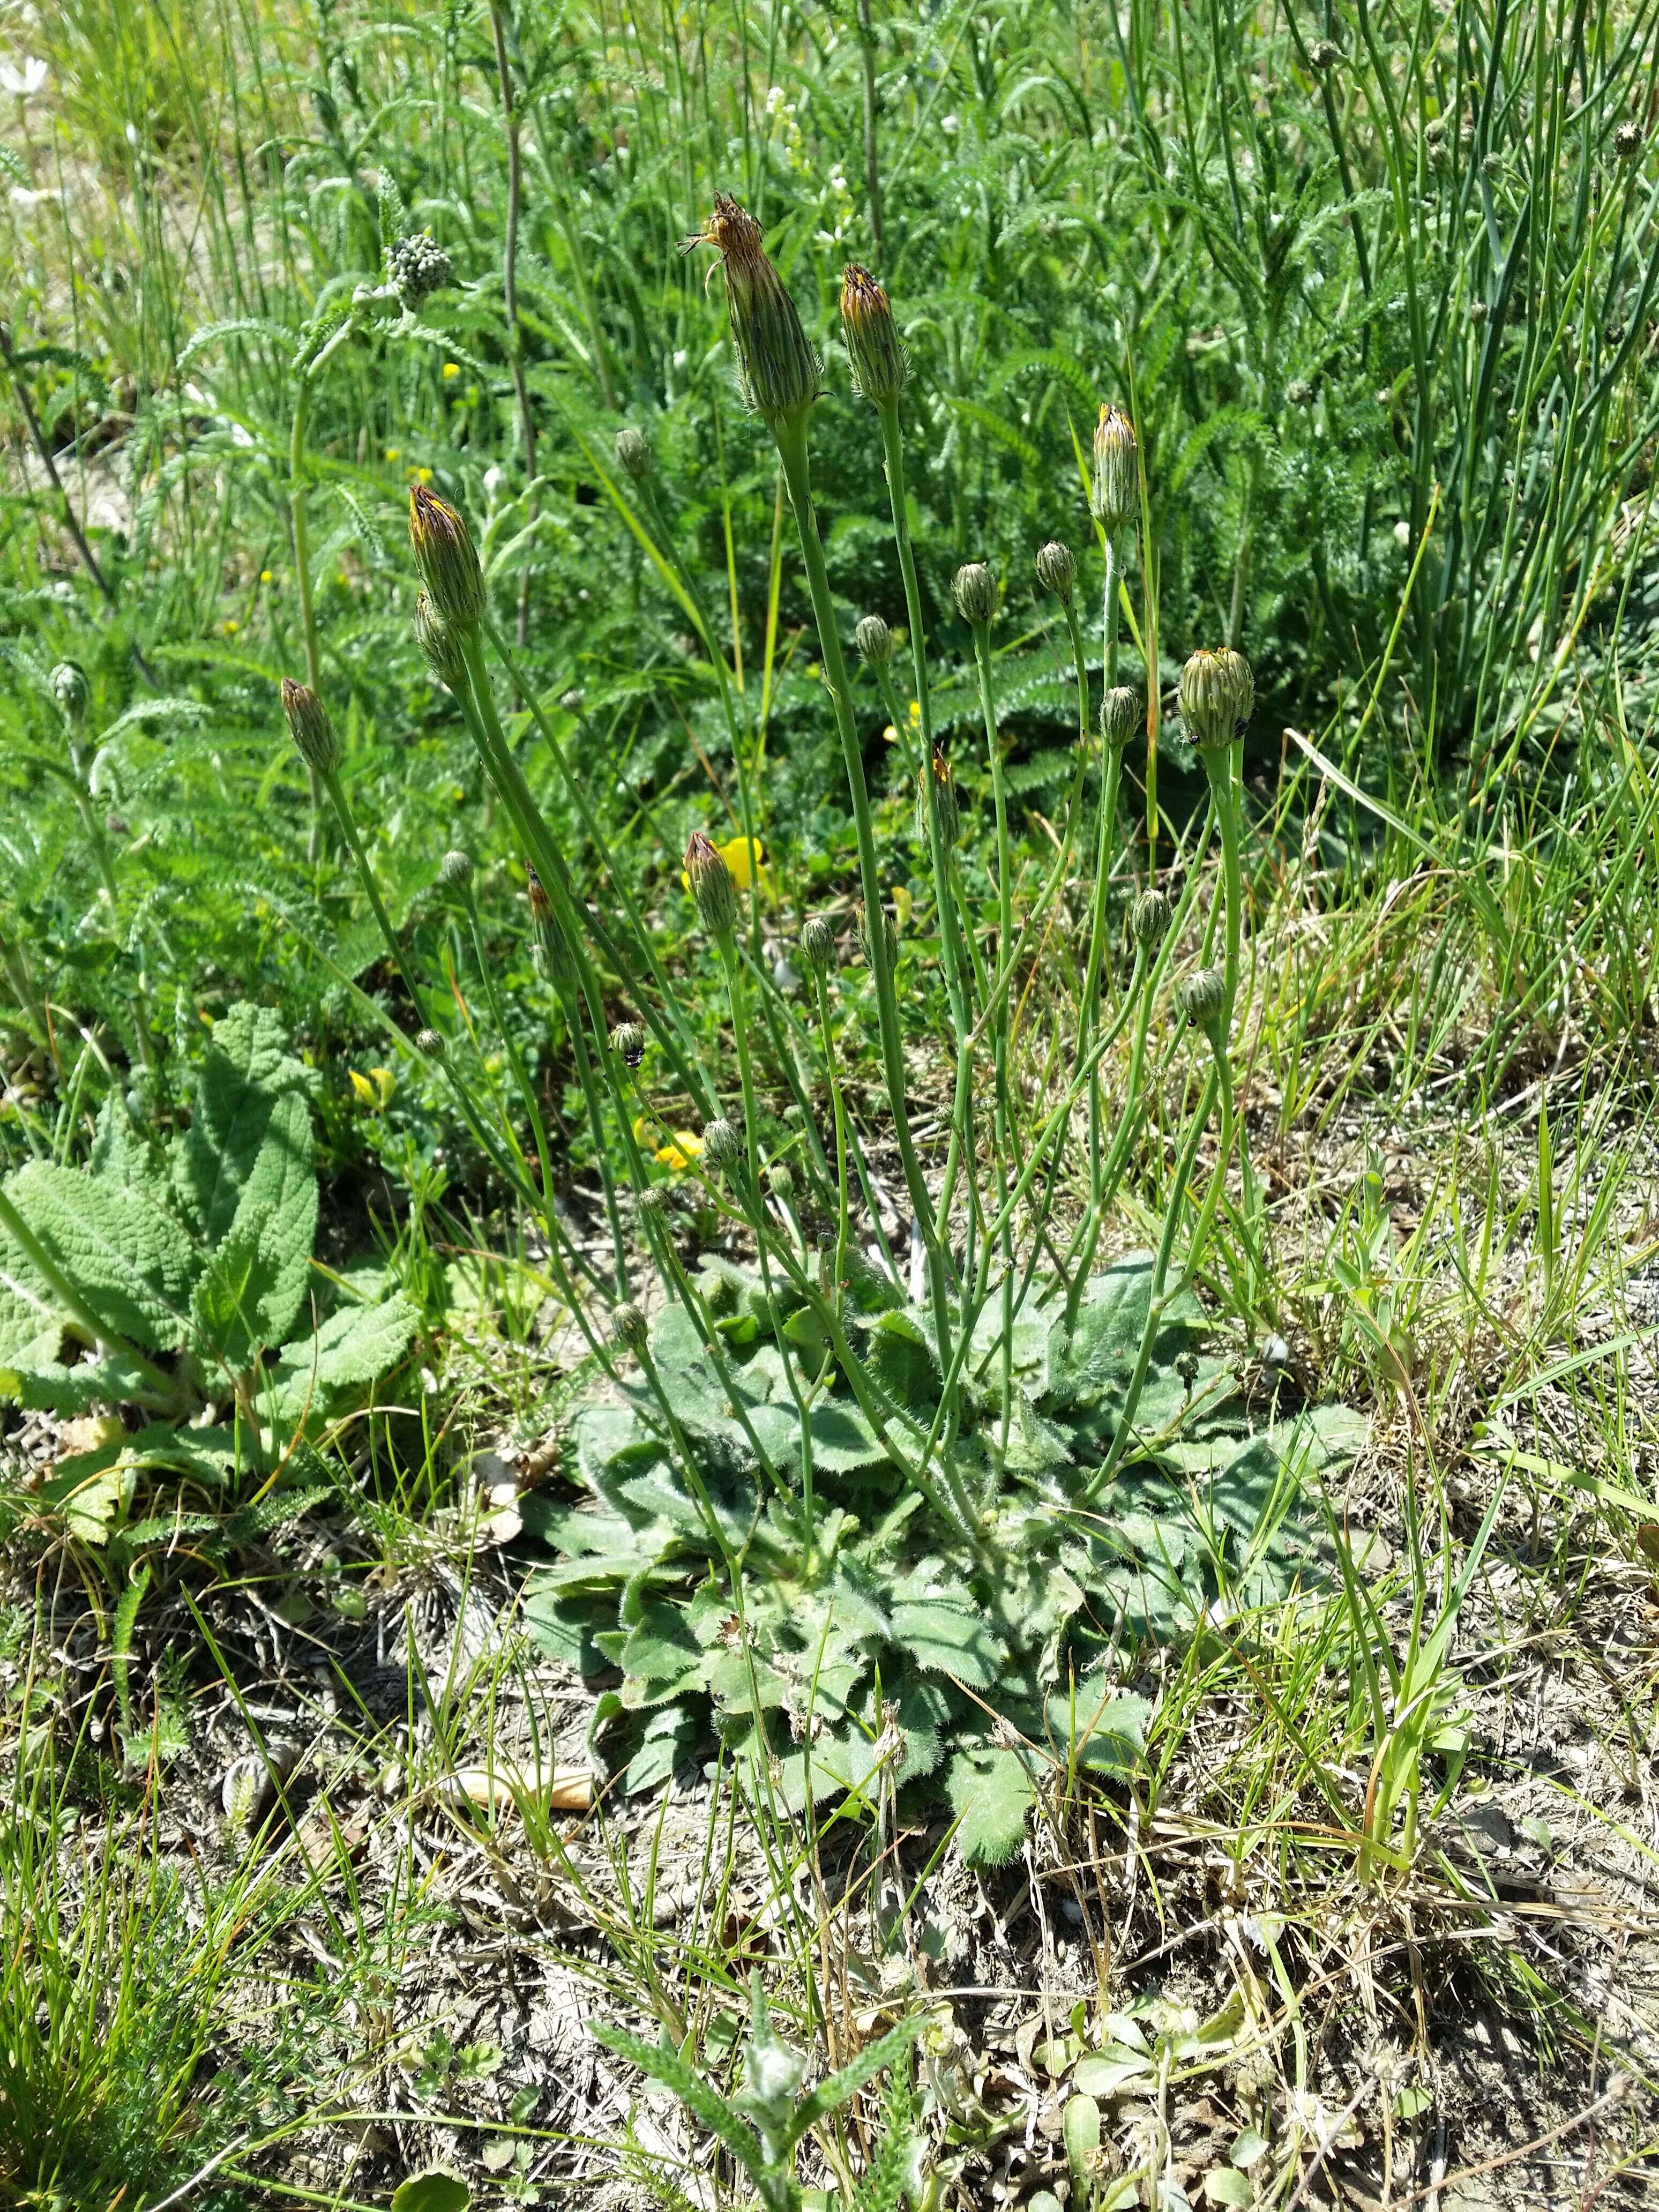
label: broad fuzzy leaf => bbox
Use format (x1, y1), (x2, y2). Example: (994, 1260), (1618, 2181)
(267, 1296), (418, 1423)
(947, 1746), (1037, 1866)
(0, 1160), (197, 1351)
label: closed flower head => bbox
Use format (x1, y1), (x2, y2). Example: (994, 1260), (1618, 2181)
(388, 231), (452, 307)
(438, 848), (473, 893)
(854, 612), (893, 669)
(615, 426), (652, 480)
(801, 914), (839, 973)
(612, 1301), (649, 1354)
(1179, 965), (1228, 1033)
(1179, 646), (1254, 750)
(953, 561), (997, 627)
(408, 485), (485, 629)
(414, 592), (469, 693)
(685, 829), (739, 939)
(1100, 685), (1140, 750)
(916, 742), (960, 847)
(1130, 887), (1171, 947)
(1035, 541), (1075, 602)
(280, 678), (340, 776)
(703, 1115), (744, 1170)
(1092, 404), (1138, 532)
(693, 195), (819, 430)
(840, 263), (906, 404)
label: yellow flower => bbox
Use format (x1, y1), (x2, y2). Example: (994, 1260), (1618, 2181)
(385, 447), (402, 463)
(442, 361), (460, 380)
(891, 883), (912, 931)
(349, 1067), (397, 1110)
(220, 618), (239, 635)
(656, 1130), (705, 1170)
(259, 569), (274, 585)
(908, 699), (921, 726)
(408, 465), (434, 485)
(882, 723), (899, 745)
(679, 834), (767, 894)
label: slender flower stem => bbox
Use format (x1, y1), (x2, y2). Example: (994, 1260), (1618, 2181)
(1076, 1063), (1220, 1508)
(810, 970), (853, 1312)
(968, 617), (1019, 1445)
(720, 934), (816, 1571)
(454, 624), (713, 1118)
(772, 413), (952, 1366)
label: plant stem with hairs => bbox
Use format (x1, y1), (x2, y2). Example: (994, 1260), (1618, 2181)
(487, 0), (538, 647)
(772, 414), (952, 1367)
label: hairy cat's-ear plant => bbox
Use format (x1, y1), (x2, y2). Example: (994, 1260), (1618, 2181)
(699, 204), (951, 1364)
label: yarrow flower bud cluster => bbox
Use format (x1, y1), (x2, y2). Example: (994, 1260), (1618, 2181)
(1092, 405), (1138, 532)
(280, 678), (340, 776)
(408, 486), (485, 630)
(839, 263), (906, 403)
(388, 232), (453, 308)
(1178, 647), (1254, 750)
(684, 831), (739, 939)
(51, 660), (89, 729)
(694, 196), (819, 429)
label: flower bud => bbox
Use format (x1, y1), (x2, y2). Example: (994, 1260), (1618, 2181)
(916, 743), (960, 848)
(279, 678), (340, 777)
(1614, 122), (1644, 163)
(1091, 405), (1138, 532)
(952, 562), (997, 627)
(1035, 541), (1075, 602)
(408, 485), (486, 630)
(1179, 966), (1228, 1032)
(1130, 888), (1171, 948)
(611, 1020), (646, 1068)
(612, 1301), (649, 1354)
(637, 1183), (671, 1221)
(696, 196), (819, 430)
(50, 660), (89, 729)
(801, 915), (839, 973)
(766, 1162), (795, 1202)
(388, 231), (452, 307)
(1178, 647), (1254, 750)
(839, 263), (906, 403)
(684, 830), (739, 939)
(416, 1028), (446, 1060)
(561, 688), (585, 714)
(615, 426), (652, 480)
(854, 613), (893, 669)
(1100, 686), (1140, 750)
(703, 1116), (744, 1170)
(1286, 378), (1313, 407)
(414, 592), (470, 693)
(857, 903), (900, 972)
(1309, 38), (1340, 69)
(438, 848), (473, 892)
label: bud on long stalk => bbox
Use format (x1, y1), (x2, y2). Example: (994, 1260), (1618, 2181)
(840, 263), (906, 404)
(408, 485), (487, 630)
(1179, 647), (1254, 751)
(1092, 405), (1138, 533)
(280, 678), (341, 777)
(692, 196), (819, 431)
(685, 830), (739, 940)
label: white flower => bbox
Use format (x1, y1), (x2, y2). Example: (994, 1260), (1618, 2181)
(483, 464), (504, 497)
(0, 56), (48, 98)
